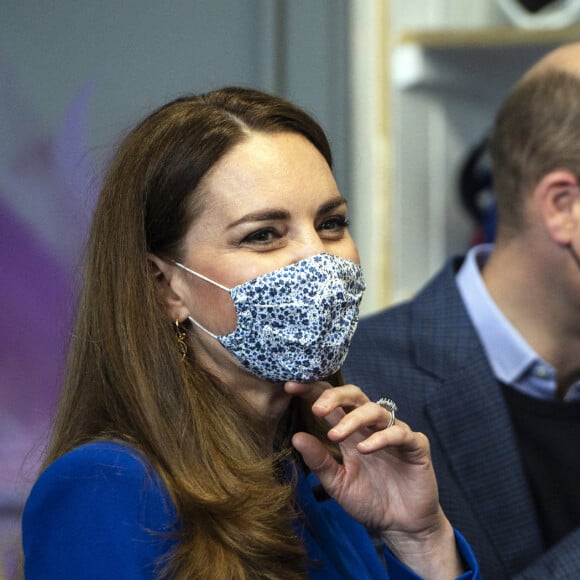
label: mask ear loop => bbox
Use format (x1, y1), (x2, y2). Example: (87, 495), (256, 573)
(173, 261), (231, 292)
(173, 261), (231, 340)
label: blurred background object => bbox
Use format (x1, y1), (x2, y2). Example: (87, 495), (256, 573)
(458, 135), (497, 246)
(497, 0), (580, 29)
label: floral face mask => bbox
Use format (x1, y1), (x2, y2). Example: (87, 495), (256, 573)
(174, 253), (366, 382)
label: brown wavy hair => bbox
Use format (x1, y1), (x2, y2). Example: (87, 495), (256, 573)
(37, 87), (342, 578)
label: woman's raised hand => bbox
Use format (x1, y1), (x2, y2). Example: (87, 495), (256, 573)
(285, 381), (465, 579)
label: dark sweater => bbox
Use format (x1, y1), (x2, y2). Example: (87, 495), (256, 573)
(502, 385), (580, 548)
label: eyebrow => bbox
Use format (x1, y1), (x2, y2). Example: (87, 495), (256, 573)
(227, 209), (290, 229)
(317, 197), (348, 216)
(227, 197), (347, 229)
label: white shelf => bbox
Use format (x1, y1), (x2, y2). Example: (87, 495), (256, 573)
(388, 24), (580, 302)
(396, 25), (580, 47)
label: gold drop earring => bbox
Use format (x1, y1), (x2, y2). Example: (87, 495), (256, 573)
(175, 319), (188, 360)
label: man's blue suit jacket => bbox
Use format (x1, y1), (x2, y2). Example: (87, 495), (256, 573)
(343, 257), (580, 579)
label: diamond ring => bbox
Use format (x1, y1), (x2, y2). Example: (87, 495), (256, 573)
(376, 397), (398, 428)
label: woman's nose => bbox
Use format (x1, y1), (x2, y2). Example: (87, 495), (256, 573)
(289, 230), (326, 263)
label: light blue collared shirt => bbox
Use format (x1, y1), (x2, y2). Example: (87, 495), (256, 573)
(456, 244), (580, 402)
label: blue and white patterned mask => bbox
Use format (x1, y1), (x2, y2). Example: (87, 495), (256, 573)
(174, 253), (365, 382)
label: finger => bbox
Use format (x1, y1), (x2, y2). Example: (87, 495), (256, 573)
(357, 425), (431, 463)
(292, 432), (341, 489)
(356, 423), (404, 453)
(284, 380), (331, 405)
(311, 383), (369, 417)
(327, 401), (393, 443)
(284, 381), (346, 429)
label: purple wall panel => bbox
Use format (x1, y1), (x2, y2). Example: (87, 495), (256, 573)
(0, 70), (98, 578)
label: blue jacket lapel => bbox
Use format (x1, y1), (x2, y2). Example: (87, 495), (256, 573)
(411, 258), (543, 571)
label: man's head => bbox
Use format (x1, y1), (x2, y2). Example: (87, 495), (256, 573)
(489, 43), (580, 243)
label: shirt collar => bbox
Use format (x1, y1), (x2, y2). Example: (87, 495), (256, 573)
(456, 245), (580, 402)
(456, 245), (538, 382)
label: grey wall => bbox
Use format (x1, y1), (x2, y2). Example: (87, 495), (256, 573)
(1, 0), (350, 196)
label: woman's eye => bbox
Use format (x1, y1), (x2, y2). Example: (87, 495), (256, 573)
(241, 228), (278, 244)
(319, 215), (350, 232)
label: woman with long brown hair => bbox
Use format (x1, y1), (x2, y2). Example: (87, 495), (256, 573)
(22, 87), (479, 579)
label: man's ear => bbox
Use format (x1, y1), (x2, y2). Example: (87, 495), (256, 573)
(148, 254), (191, 322)
(537, 170), (580, 246)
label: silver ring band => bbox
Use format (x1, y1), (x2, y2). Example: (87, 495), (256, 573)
(376, 397), (398, 428)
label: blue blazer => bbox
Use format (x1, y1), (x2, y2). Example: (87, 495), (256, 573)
(344, 257), (580, 579)
(22, 441), (479, 579)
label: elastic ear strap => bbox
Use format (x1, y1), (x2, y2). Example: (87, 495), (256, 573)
(173, 261), (231, 340)
(188, 315), (219, 340)
(173, 261), (231, 292)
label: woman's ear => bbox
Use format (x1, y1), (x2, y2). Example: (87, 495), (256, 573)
(537, 170), (580, 246)
(148, 254), (191, 322)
